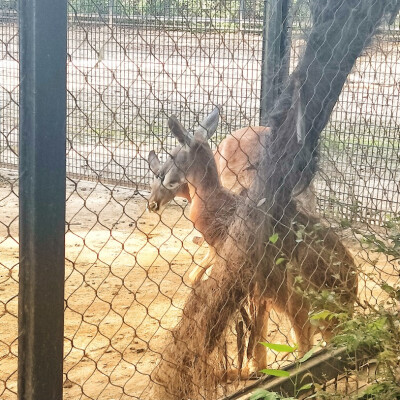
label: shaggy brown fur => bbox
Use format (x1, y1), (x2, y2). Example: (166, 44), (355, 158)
(150, 120), (358, 386)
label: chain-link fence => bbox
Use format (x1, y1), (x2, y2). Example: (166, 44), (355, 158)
(1, 1), (399, 222)
(0, 0), (400, 399)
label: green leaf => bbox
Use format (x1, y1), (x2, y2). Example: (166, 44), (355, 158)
(298, 345), (321, 363)
(250, 389), (279, 400)
(275, 257), (286, 265)
(381, 282), (394, 294)
(269, 233), (279, 244)
(310, 310), (332, 321)
(259, 369), (290, 377)
(380, 283), (400, 300)
(297, 382), (314, 393)
(260, 342), (296, 353)
(299, 372), (314, 384)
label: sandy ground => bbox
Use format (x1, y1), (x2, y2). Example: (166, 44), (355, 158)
(0, 167), (399, 399)
(0, 169), (295, 400)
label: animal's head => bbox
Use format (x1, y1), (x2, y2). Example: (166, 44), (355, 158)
(147, 107), (220, 213)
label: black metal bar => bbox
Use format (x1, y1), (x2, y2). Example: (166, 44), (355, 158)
(260, 0), (291, 126)
(18, 0), (67, 398)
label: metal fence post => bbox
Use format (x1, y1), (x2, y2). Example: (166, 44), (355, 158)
(260, 0), (291, 125)
(239, 0), (245, 31)
(18, 0), (67, 398)
(109, 0), (114, 26)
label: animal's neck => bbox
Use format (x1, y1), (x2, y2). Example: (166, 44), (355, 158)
(189, 186), (236, 247)
(188, 177), (221, 203)
(188, 176), (238, 247)
(186, 144), (222, 201)
(185, 145), (232, 245)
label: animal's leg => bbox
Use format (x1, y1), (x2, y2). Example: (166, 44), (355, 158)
(223, 299), (269, 383)
(245, 285), (260, 361)
(287, 295), (315, 356)
(247, 299), (272, 371)
(235, 320), (245, 372)
(223, 291), (271, 382)
(235, 305), (251, 375)
(246, 297), (272, 375)
(239, 305), (251, 329)
(188, 246), (216, 285)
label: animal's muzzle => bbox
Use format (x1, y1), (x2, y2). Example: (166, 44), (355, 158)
(148, 201), (159, 212)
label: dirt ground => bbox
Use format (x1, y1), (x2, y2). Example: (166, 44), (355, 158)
(0, 168), (398, 400)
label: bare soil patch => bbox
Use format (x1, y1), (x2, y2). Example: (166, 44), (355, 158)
(0, 169), (398, 399)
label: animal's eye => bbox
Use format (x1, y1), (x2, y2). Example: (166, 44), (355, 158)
(167, 182), (179, 190)
(157, 174), (164, 182)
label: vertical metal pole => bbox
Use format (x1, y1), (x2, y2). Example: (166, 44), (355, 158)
(18, 0), (67, 398)
(239, 0), (245, 31)
(109, 0), (114, 26)
(260, 0), (291, 125)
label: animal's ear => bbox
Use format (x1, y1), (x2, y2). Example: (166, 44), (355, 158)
(168, 115), (191, 146)
(148, 150), (161, 174)
(195, 106), (220, 140)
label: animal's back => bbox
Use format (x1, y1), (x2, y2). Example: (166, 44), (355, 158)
(214, 126), (270, 195)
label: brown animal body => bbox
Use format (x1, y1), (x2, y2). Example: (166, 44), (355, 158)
(148, 108), (357, 375)
(214, 126), (269, 196)
(148, 121), (270, 284)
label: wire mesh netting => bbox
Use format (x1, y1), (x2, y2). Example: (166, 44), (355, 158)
(1, 1), (399, 221)
(0, 0), (400, 399)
